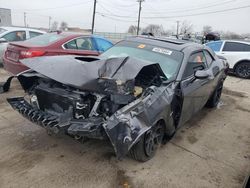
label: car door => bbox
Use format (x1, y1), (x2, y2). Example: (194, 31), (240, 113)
(178, 51), (214, 126)
(218, 41), (250, 69)
(62, 37), (99, 56)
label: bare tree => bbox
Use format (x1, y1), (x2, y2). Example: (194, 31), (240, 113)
(221, 31), (243, 40)
(142, 24), (164, 36)
(180, 20), (193, 35)
(128, 25), (138, 34)
(51, 21), (58, 31)
(203, 25), (213, 35)
(60, 21), (68, 31)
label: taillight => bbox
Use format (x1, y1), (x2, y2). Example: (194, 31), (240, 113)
(19, 50), (45, 59)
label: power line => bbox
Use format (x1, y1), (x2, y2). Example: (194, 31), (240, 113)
(143, 0), (239, 14)
(142, 5), (250, 19)
(13, 0), (93, 11)
(97, 3), (136, 18)
(96, 13), (136, 23)
(99, 0), (137, 8)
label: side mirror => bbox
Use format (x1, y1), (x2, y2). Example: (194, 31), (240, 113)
(194, 70), (209, 79)
(0, 38), (7, 43)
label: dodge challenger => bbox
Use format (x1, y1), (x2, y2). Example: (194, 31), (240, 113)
(7, 36), (228, 161)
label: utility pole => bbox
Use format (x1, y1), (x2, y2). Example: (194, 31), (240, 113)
(91, 0), (97, 34)
(49, 16), (52, 30)
(176, 20), (180, 39)
(137, 0), (144, 35)
(24, 12), (27, 27)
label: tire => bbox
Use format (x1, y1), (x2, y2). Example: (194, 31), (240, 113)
(235, 62), (250, 79)
(206, 81), (223, 108)
(129, 121), (165, 162)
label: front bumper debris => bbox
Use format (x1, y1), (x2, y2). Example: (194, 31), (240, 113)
(7, 97), (106, 139)
(0, 76), (14, 94)
(7, 97), (61, 132)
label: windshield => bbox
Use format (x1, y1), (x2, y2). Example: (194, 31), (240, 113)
(101, 40), (183, 79)
(0, 28), (7, 35)
(24, 33), (64, 46)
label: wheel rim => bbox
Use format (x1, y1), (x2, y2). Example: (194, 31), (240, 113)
(237, 64), (250, 78)
(144, 123), (164, 157)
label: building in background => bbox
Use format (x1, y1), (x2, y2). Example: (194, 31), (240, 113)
(0, 8), (12, 26)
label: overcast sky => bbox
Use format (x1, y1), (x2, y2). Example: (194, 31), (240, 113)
(1, 0), (250, 34)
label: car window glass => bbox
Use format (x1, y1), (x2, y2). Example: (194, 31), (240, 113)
(206, 41), (223, 52)
(29, 31), (43, 38)
(244, 44), (250, 51)
(64, 40), (77, 49)
(95, 38), (113, 52)
(223, 42), (250, 52)
(101, 41), (184, 80)
(25, 33), (64, 46)
(2, 31), (26, 42)
(76, 38), (94, 50)
(204, 51), (213, 67)
(183, 52), (207, 78)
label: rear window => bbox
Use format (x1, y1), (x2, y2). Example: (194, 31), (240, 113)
(24, 33), (64, 46)
(29, 31), (43, 38)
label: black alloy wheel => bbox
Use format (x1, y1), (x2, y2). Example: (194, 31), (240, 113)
(130, 121), (165, 162)
(235, 62), (250, 79)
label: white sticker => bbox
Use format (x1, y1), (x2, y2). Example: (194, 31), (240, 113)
(152, 47), (172, 55)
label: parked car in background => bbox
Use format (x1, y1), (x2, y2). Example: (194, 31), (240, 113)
(0, 27), (45, 64)
(205, 40), (250, 78)
(7, 37), (227, 161)
(3, 32), (113, 75)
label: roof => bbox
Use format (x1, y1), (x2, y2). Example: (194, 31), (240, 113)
(125, 36), (202, 51)
(206, 40), (250, 45)
(221, 40), (250, 45)
(0, 26), (46, 33)
(48, 32), (113, 43)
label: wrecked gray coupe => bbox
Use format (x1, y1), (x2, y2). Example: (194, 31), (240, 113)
(7, 37), (228, 161)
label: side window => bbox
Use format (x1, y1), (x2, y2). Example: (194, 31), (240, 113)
(183, 52), (207, 78)
(204, 50), (213, 67)
(206, 41), (223, 52)
(223, 42), (249, 52)
(95, 38), (113, 52)
(64, 40), (77, 49)
(29, 31), (43, 38)
(2, 31), (26, 42)
(75, 38), (94, 50)
(244, 44), (250, 51)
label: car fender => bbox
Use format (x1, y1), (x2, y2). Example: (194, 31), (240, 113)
(103, 85), (176, 159)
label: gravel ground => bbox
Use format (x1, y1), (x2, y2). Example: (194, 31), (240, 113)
(0, 68), (249, 188)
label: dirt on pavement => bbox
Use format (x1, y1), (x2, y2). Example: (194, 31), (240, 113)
(0, 68), (249, 188)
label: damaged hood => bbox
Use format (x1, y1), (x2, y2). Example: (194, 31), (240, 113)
(20, 55), (165, 92)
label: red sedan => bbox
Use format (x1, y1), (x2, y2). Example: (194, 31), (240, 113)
(3, 32), (113, 75)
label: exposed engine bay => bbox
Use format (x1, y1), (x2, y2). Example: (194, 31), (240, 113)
(24, 62), (163, 122)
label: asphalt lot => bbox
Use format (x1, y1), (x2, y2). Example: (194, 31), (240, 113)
(0, 68), (249, 188)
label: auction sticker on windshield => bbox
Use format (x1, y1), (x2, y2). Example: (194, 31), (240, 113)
(138, 44), (146, 49)
(152, 47), (172, 55)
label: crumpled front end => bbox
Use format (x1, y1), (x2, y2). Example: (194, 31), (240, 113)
(7, 56), (175, 159)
